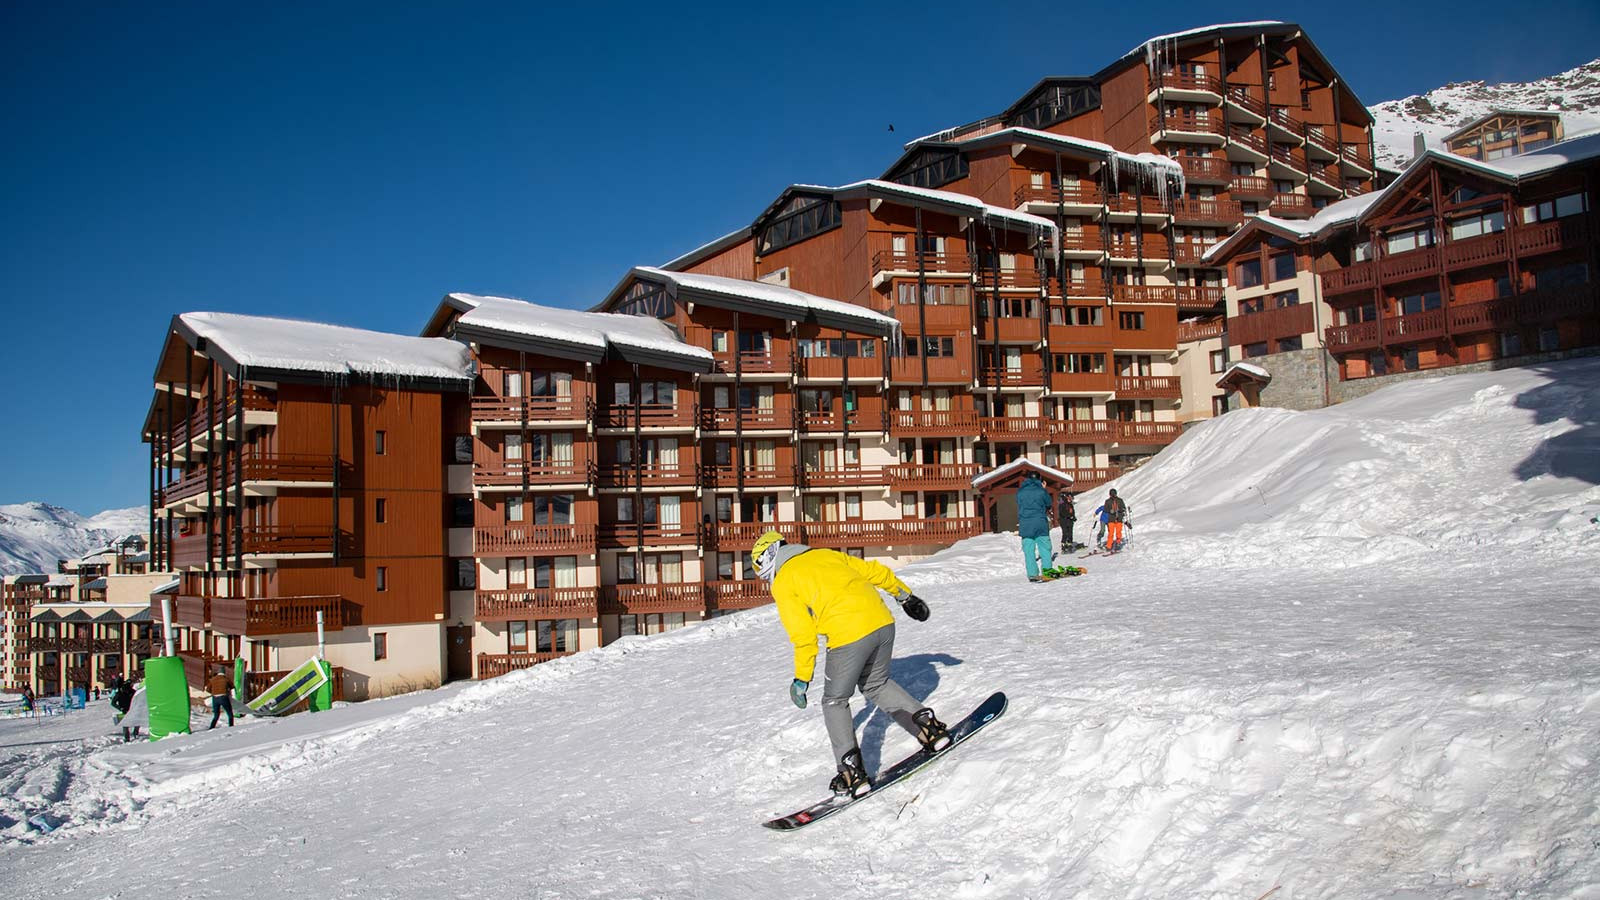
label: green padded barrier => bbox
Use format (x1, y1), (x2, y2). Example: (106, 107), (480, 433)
(233, 658), (247, 704)
(141, 656), (191, 738)
(245, 657), (328, 717)
(308, 659), (334, 713)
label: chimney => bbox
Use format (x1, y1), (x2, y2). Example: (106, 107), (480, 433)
(1412, 132), (1428, 162)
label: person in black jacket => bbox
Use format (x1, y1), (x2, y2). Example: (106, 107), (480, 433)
(1056, 492), (1078, 553)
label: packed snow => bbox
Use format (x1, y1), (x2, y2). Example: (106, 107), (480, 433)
(1, 360), (1597, 899)
(451, 292), (714, 364)
(177, 311), (476, 385)
(0, 503), (145, 576)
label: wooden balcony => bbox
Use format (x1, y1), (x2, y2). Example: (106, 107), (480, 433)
(1176, 156), (1232, 183)
(596, 404), (697, 429)
(1225, 87), (1268, 120)
(1270, 193), (1313, 218)
(1151, 111), (1225, 141)
(474, 459), (595, 487)
(475, 587), (601, 622)
(1380, 247), (1440, 282)
(700, 403), (794, 432)
(896, 302), (974, 330)
(1339, 145), (1374, 171)
(889, 356), (971, 384)
(887, 517), (984, 545)
(1268, 107), (1307, 141)
(210, 595), (346, 636)
(477, 652), (574, 680)
(979, 416), (1051, 441)
(160, 452), (336, 506)
(175, 649), (231, 686)
(1447, 284), (1598, 333)
(1171, 198), (1243, 226)
(1172, 241), (1216, 265)
(1228, 175), (1273, 198)
(703, 463), (796, 488)
(1515, 218), (1589, 257)
(978, 359), (1047, 389)
(709, 349), (788, 376)
(1118, 421), (1184, 444)
(596, 462), (699, 488)
(470, 394), (588, 424)
(244, 525), (346, 557)
(1060, 231), (1106, 254)
(872, 250), (971, 276)
(174, 594), (209, 627)
(597, 522), (699, 548)
(1061, 467), (1122, 490)
(1176, 286), (1225, 311)
(1050, 419), (1118, 443)
(1013, 181), (1102, 208)
(160, 387), (275, 453)
(801, 465), (888, 488)
(1382, 309), (1447, 344)
(1324, 319), (1381, 354)
(1115, 376), (1182, 399)
(603, 583), (707, 615)
(797, 355), (885, 381)
(1227, 126), (1268, 157)
(885, 408), (979, 435)
(976, 313), (1044, 344)
(1320, 261), (1376, 295)
(887, 463), (985, 491)
(1443, 233), (1509, 269)
(1106, 235), (1170, 260)
(1105, 193), (1167, 217)
(797, 407), (878, 433)
(1228, 304), (1316, 348)
(474, 523), (597, 557)
(706, 579), (771, 611)
(708, 521), (801, 551)
(1155, 70), (1224, 97)
(1049, 371), (1116, 393)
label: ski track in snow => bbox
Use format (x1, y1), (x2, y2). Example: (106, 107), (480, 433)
(0, 361), (1597, 899)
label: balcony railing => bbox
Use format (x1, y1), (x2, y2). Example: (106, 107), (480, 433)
(1157, 71), (1224, 95)
(1062, 467), (1122, 490)
(1013, 181), (1102, 207)
(797, 355), (884, 381)
(888, 356), (970, 384)
(706, 579), (771, 611)
(1050, 371), (1116, 393)
(1380, 246), (1440, 282)
(709, 349), (786, 375)
(1228, 303), (1316, 348)
(473, 459), (594, 487)
(160, 386), (275, 452)
(1227, 126), (1267, 155)
(159, 452), (336, 505)
(1382, 308), (1447, 344)
(798, 517), (985, 549)
(1106, 235), (1170, 259)
(1339, 145), (1374, 170)
(885, 409), (979, 435)
(1324, 319), (1381, 353)
(596, 522), (698, 547)
(703, 463), (795, 488)
(476, 587), (601, 621)
(801, 465), (888, 488)
(1228, 174), (1273, 198)
(603, 583), (708, 615)
(886, 463), (985, 490)
(1225, 87), (1268, 118)
(1049, 419), (1119, 443)
(1515, 218), (1589, 256)
(1115, 376), (1182, 398)
(1174, 242), (1215, 267)
(1060, 231), (1105, 253)
(1117, 422), (1184, 444)
(1320, 261), (1376, 295)
(979, 417), (1051, 441)
(471, 394), (587, 423)
(797, 407), (877, 433)
(1151, 112), (1225, 138)
(872, 250), (972, 276)
(211, 595), (345, 636)
(1270, 193), (1314, 217)
(477, 652), (574, 680)
(475, 523), (597, 557)
(700, 404), (794, 431)
(1176, 156), (1233, 182)
(596, 461), (699, 488)
(1443, 232), (1509, 269)
(1446, 284), (1598, 333)
(596, 404), (697, 429)
(1171, 198), (1243, 225)
(708, 521), (802, 550)
(978, 360), (1047, 388)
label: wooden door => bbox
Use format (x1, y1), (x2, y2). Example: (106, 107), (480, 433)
(446, 626), (473, 682)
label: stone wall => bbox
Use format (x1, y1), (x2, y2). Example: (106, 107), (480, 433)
(1329, 345), (1600, 404)
(1243, 347), (1340, 411)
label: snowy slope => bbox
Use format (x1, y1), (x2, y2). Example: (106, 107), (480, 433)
(0, 503), (145, 575)
(0, 361), (1597, 899)
(1369, 58), (1600, 168)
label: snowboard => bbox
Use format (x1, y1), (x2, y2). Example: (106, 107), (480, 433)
(762, 691), (1007, 831)
(1042, 565), (1085, 578)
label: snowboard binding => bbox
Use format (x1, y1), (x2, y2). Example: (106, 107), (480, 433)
(829, 749), (872, 798)
(913, 708), (952, 753)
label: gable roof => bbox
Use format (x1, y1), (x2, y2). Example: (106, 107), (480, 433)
(444, 293), (715, 373)
(1442, 109), (1563, 144)
(615, 267), (904, 338)
(972, 457), (1077, 491)
(772, 180), (1058, 239)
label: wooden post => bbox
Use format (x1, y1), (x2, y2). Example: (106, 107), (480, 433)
(234, 378), (244, 571)
(331, 384), (341, 566)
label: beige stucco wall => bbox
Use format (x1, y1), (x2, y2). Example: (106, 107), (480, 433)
(267, 621), (444, 701)
(1175, 334), (1227, 422)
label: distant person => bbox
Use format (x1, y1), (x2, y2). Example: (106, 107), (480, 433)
(1016, 473), (1055, 582)
(207, 666), (234, 729)
(1104, 488), (1129, 552)
(1056, 492), (1078, 554)
(21, 686), (35, 715)
(110, 679), (140, 741)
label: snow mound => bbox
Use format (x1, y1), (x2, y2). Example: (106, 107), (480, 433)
(1075, 358), (1600, 570)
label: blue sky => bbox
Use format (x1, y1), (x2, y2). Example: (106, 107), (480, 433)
(3, 0), (1597, 513)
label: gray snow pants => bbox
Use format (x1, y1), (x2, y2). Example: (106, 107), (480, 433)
(821, 623), (924, 765)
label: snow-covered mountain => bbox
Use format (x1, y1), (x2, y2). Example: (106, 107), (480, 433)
(1368, 57), (1600, 169)
(1, 358), (1596, 898)
(0, 503), (146, 575)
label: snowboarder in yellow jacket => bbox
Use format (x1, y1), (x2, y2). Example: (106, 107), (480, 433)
(753, 529), (951, 797)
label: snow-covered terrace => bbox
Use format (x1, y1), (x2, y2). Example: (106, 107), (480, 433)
(175, 312), (475, 388)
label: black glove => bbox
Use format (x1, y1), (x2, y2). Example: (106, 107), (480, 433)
(899, 594), (930, 622)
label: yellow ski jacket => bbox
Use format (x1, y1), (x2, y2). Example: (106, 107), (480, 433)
(770, 547), (910, 681)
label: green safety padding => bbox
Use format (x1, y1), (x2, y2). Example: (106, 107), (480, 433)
(233, 658), (247, 704)
(308, 659), (333, 712)
(142, 656), (191, 738)
(245, 657), (328, 717)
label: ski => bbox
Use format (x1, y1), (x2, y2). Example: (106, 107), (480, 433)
(762, 692), (1007, 831)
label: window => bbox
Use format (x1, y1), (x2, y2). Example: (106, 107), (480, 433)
(903, 335), (956, 357)
(508, 621), (528, 653)
(375, 430), (386, 456)
(1398, 347), (1420, 372)
(506, 495), (524, 522)
(1276, 335), (1303, 352)
(1243, 342), (1268, 358)
(1339, 302), (1377, 326)
(845, 494), (862, 520)
(1236, 258), (1262, 289)
(1274, 290), (1300, 308)
(1538, 327), (1560, 352)
(1269, 253), (1296, 282)
(536, 619), (579, 652)
(1397, 291), (1441, 315)
(1448, 210), (1506, 240)
(451, 497), (474, 527)
(1052, 352), (1105, 374)
(375, 498), (387, 524)
(373, 633), (387, 661)
(1118, 311), (1145, 330)
(373, 566), (387, 591)
(1500, 331), (1523, 357)
(896, 283), (970, 305)
(1367, 351), (1388, 377)
(1211, 395), (1229, 416)
(1535, 262), (1589, 289)
(451, 559), (476, 590)
(1065, 306), (1103, 326)
(1384, 226), (1435, 255)
(1239, 296), (1265, 315)
(1209, 349), (1227, 373)
(453, 436), (473, 464)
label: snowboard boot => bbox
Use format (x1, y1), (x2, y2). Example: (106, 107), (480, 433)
(913, 708), (952, 753)
(829, 749), (871, 798)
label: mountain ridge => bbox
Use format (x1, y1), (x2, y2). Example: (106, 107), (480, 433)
(0, 502), (146, 576)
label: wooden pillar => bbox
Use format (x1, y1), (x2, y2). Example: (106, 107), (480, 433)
(914, 205), (929, 390)
(234, 378), (244, 571)
(331, 384), (341, 566)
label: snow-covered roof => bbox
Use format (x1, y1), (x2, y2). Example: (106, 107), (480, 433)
(629, 267), (903, 337)
(659, 227), (752, 272)
(150, 579), (179, 595)
(449, 293), (714, 368)
(176, 312), (474, 387)
(1124, 21), (1286, 59)
(918, 127), (1186, 196)
(1202, 192), (1381, 263)
(794, 180), (1057, 238)
(972, 457), (1076, 490)
(1217, 362), (1273, 389)
(46, 575), (74, 587)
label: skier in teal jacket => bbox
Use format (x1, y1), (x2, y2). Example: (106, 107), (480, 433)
(1015, 473), (1055, 582)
